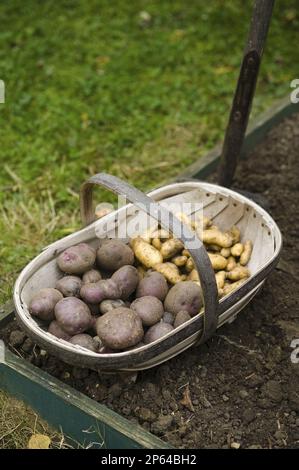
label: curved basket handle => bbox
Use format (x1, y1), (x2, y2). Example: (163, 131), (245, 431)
(80, 173), (219, 345)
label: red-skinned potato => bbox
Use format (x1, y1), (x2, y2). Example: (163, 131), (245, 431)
(29, 288), (63, 322)
(131, 296), (164, 327)
(54, 297), (92, 335)
(96, 240), (134, 272)
(69, 334), (98, 352)
(136, 272), (168, 301)
(96, 307), (143, 350)
(164, 281), (202, 317)
(144, 322), (174, 344)
(80, 279), (121, 304)
(111, 265), (139, 299)
(82, 269), (102, 284)
(57, 243), (96, 274)
(48, 320), (71, 340)
(55, 276), (82, 298)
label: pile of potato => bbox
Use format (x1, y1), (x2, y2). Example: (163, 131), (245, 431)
(28, 213), (252, 354)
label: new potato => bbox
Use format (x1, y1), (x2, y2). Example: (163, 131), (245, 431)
(96, 307), (144, 350)
(97, 240), (134, 271)
(136, 272), (168, 301)
(29, 288), (63, 322)
(55, 276), (82, 298)
(54, 297), (92, 335)
(144, 322), (174, 344)
(57, 243), (96, 275)
(131, 296), (164, 326)
(164, 281), (202, 317)
(111, 265), (139, 299)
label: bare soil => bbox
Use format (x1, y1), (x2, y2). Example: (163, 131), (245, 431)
(1, 113), (299, 449)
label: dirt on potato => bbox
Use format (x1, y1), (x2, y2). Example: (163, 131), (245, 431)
(1, 113), (299, 449)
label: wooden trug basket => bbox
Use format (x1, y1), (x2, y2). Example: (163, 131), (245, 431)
(14, 174), (282, 371)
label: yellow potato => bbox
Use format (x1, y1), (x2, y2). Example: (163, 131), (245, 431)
(215, 271), (226, 290)
(175, 212), (193, 229)
(240, 240), (253, 266)
(229, 225), (241, 244)
(131, 237), (163, 268)
(185, 257), (194, 273)
(223, 278), (246, 296)
(207, 244), (221, 252)
(160, 238), (184, 260)
(151, 229), (171, 240)
(202, 228), (233, 248)
(154, 262), (182, 284)
(139, 225), (157, 243)
(152, 238), (162, 250)
(208, 253), (228, 270)
(188, 269), (200, 282)
(231, 243), (244, 257)
(226, 256), (237, 272)
(137, 265), (147, 280)
(226, 266), (250, 281)
(171, 255), (187, 267)
(182, 249), (190, 257)
(220, 247), (231, 258)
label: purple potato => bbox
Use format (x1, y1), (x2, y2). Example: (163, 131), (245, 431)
(96, 307), (144, 350)
(164, 281), (202, 317)
(96, 240), (134, 272)
(48, 320), (71, 340)
(80, 279), (121, 304)
(99, 299), (125, 314)
(173, 310), (191, 328)
(55, 276), (82, 297)
(57, 243), (96, 275)
(144, 322), (174, 344)
(124, 341), (145, 351)
(163, 311), (175, 325)
(54, 297), (92, 335)
(82, 269), (102, 284)
(136, 272), (168, 301)
(111, 265), (139, 299)
(69, 334), (98, 352)
(29, 288), (63, 322)
(131, 296), (164, 327)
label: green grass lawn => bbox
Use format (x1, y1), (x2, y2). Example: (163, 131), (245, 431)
(0, 0), (298, 303)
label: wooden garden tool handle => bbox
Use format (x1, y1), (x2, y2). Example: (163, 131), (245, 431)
(80, 172), (219, 345)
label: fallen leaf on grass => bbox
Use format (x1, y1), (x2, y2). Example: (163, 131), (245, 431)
(28, 433), (51, 449)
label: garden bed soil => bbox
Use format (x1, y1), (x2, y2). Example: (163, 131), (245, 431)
(1, 113), (299, 449)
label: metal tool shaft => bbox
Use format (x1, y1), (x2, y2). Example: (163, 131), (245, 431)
(218, 0), (275, 187)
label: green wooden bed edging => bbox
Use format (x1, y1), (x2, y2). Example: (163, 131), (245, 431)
(0, 303), (171, 449)
(0, 95), (298, 449)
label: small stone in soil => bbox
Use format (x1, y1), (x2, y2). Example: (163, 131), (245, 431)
(151, 415), (174, 435)
(134, 407), (156, 423)
(108, 383), (123, 399)
(21, 338), (33, 353)
(261, 380), (283, 403)
(239, 389), (249, 399)
(242, 408), (256, 424)
(9, 330), (26, 347)
(72, 367), (89, 380)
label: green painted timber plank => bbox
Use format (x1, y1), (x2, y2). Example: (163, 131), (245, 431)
(0, 303), (171, 449)
(0, 348), (172, 449)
